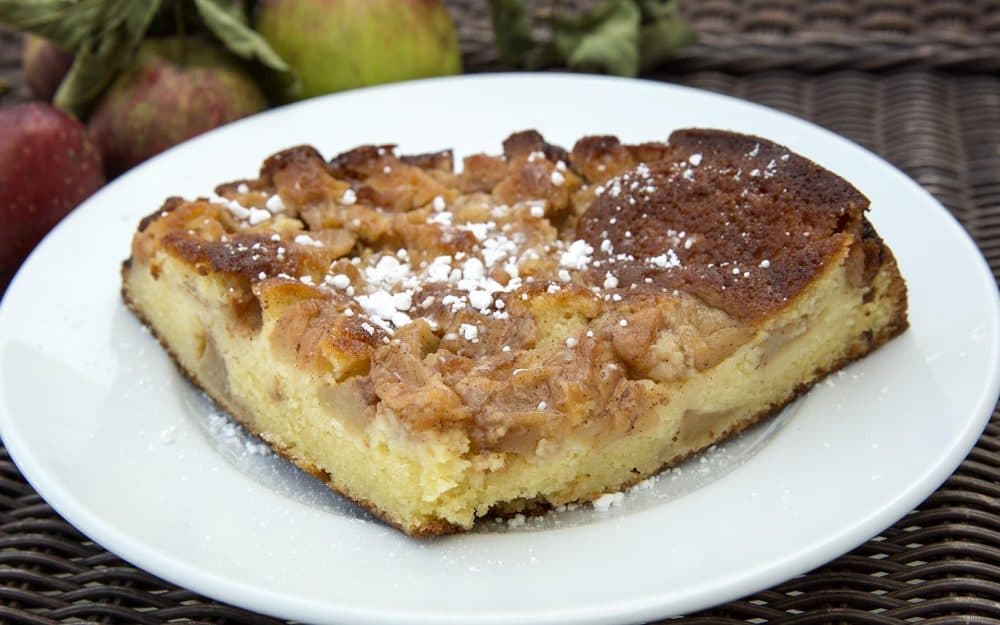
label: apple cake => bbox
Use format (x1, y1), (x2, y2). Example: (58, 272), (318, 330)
(122, 128), (908, 536)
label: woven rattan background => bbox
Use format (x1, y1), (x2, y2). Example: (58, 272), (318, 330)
(448, 0), (1000, 72)
(2, 1), (1000, 623)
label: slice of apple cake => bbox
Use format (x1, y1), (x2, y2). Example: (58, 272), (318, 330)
(122, 128), (908, 536)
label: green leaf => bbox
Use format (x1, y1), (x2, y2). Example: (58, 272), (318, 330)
(489, 0), (535, 67)
(637, 0), (696, 71)
(0, 0), (112, 50)
(483, 0), (693, 75)
(192, 0), (288, 71)
(200, 0), (246, 24)
(52, 0), (161, 116)
(552, 0), (641, 76)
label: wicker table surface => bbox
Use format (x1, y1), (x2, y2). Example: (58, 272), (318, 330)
(2, 2), (1000, 624)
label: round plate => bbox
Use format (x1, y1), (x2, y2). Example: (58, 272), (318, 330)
(1, 74), (998, 625)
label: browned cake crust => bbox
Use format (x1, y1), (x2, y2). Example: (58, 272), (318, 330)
(575, 129), (871, 320)
(122, 128), (908, 535)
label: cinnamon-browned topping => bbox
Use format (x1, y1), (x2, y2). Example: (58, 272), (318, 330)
(163, 233), (299, 282)
(327, 144), (397, 179)
(137, 196), (184, 232)
(502, 129), (570, 164)
(570, 135), (636, 183)
(576, 129), (870, 321)
(400, 149), (454, 173)
(460, 153), (508, 193)
(131, 128), (888, 450)
(259, 144), (327, 181)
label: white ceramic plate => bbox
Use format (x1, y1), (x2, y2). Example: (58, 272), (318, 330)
(1, 74), (998, 625)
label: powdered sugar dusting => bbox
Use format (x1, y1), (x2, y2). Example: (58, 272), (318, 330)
(592, 492), (625, 512)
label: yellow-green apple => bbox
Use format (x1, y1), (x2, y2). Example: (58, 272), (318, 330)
(255, 0), (461, 101)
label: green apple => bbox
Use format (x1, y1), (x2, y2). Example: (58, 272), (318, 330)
(255, 0), (462, 101)
(88, 38), (268, 177)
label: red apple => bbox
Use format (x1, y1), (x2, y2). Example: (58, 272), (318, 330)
(0, 103), (104, 293)
(88, 37), (268, 177)
(21, 34), (74, 101)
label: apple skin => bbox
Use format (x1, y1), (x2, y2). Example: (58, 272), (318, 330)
(0, 103), (105, 293)
(87, 38), (268, 177)
(255, 0), (462, 101)
(22, 34), (74, 101)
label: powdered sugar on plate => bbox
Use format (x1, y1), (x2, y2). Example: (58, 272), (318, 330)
(179, 389), (376, 521)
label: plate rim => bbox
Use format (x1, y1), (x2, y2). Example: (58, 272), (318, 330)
(1, 72), (998, 625)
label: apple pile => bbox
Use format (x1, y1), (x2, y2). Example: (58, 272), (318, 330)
(0, 0), (463, 293)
